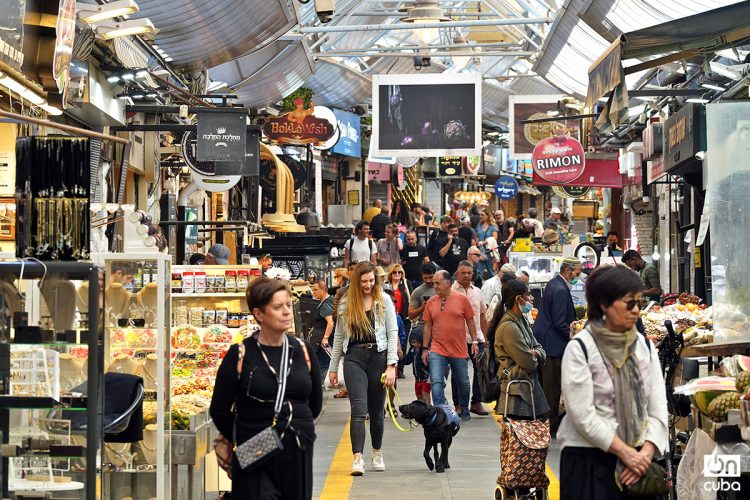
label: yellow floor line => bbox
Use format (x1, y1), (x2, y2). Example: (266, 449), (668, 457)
(319, 418), (354, 500)
(491, 405), (560, 500)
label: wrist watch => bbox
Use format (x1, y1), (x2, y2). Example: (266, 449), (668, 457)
(471, 340), (478, 344)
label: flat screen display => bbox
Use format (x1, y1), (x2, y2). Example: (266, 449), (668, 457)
(371, 73), (482, 158)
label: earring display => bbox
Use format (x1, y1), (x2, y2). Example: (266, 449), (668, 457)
(15, 137), (90, 261)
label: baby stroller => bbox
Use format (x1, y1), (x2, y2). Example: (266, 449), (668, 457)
(495, 380), (550, 500)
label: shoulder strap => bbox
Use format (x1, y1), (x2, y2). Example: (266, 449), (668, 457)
(236, 342), (246, 378)
(295, 337), (312, 372)
(639, 329), (651, 349)
(370, 238), (375, 252)
(347, 236), (354, 250)
(572, 336), (588, 363)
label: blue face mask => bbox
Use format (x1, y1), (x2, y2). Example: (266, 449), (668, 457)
(520, 300), (533, 314)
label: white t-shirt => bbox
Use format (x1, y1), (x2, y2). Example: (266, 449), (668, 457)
(345, 237), (376, 263)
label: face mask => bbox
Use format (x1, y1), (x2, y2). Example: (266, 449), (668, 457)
(570, 277), (580, 286)
(519, 300), (533, 314)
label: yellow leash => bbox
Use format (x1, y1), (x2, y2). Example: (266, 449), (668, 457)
(381, 373), (417, 432)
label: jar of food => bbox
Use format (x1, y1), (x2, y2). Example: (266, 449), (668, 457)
(228, 313), (240, 328)
(171, 272), (182, 293)
(237, 270), (249, 291)
(225, 270), (237, 293)
(194, 271), (207, 294)
(181, 272), (194, 294)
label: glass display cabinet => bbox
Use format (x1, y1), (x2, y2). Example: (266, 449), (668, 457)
(98, 253), (171, 500)
(0, 261), (100, 499)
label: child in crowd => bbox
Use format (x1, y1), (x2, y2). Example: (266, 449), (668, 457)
(384, 289), (407, 417)
(408, 327), (431, 404)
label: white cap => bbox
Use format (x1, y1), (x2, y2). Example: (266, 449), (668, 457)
(550, 207), (562, 214)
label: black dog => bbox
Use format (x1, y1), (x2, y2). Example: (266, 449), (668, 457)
(399, 400), (460, 473)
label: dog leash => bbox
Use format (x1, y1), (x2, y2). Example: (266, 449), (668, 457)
(381, 373), (417, 433)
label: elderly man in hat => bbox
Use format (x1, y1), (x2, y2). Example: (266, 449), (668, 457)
(533, 256), (582, 433)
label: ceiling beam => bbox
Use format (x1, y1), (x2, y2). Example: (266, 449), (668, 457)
(316, 51), (535, 57)
(298, 17), (554, 34)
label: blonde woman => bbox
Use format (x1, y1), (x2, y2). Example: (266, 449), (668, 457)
(329, 262), (399, 476)
(333, 267), (349, 288)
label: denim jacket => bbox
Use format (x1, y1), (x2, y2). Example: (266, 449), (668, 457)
(329, 295), (399, 369)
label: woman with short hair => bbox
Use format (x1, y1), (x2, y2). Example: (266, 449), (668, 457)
(329, 262), (399, 476)
(559, 265), (668, 499)
(210, 277), (322, 499)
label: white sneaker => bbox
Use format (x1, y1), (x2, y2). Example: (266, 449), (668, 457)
(351, 454), (365, 476)
(371, 450), (385, 472)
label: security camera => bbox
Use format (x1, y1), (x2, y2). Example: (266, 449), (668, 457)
(695, 151), (706, 161)
(315, 0), (334, 23)
(312, 56), (319, 62)
(413, 56), (431, 70)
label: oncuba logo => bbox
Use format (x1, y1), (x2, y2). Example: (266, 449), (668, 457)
(703, 455), (742, 492)
(495, 175), (519, 200)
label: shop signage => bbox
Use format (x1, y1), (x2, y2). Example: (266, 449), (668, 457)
(262, 103), (336, 146)
(197, 111), (247, 162)
(0, 0), (25, 71)
(552, 185), (590, 199)
(392, 164), (407, 191)
(482, 144), (502, 176)
(464, 155), (481, 176)
(531, 133), (586, 184)
(331, 109), (361, 158)
(494, 175), (519, 200)
(438, 156), (462, 176)
(367, 162), (391, 182)
(647, 158), (666, 184)
(663, 103), (706, 175)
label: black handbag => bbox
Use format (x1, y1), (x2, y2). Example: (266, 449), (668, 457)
(235, 334), (292, 471)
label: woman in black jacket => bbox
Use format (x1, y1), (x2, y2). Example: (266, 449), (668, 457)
(210, 277), (322, 499)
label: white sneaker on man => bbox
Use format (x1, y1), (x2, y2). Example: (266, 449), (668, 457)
(371, 450), (385, 471)
(351, 454), (365, 476)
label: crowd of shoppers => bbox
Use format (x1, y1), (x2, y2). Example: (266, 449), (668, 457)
(211, 202), (669, 500)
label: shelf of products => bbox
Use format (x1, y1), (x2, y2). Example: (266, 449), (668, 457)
(99, 253), (171, 500)
(0, 261), (100, 499)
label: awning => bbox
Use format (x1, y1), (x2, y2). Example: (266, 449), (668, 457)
(586, 2), (750, 128)
(532, 158), (623, 189)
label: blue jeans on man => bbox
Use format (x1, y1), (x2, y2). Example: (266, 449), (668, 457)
(428, 351), (470, 419)
(451, 342), (485, 407)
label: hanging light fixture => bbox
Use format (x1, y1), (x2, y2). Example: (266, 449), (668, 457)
(77, 0), (140, 24)
(400, 1), (450, 45)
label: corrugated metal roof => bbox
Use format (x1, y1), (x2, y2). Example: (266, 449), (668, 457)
(231, 42), (314, 109)
(209, 40), (295, 87)
(134, 0), (297, 70)
(305, 61), (372, 109)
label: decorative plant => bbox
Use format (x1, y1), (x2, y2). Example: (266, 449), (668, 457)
(282, 87), (314, 112)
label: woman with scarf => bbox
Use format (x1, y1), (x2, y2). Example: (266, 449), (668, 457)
(559, 265), (668, 499)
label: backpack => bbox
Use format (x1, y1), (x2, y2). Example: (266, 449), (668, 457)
(571, 329), (650, 364)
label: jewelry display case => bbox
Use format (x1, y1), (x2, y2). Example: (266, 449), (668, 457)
(98, 253), (171, 500)
(0, 261), (100, 499)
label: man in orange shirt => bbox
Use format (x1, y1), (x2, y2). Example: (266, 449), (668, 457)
(422, 270), (479, 421)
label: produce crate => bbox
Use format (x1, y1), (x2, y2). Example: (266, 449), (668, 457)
(691, 404), (742, 442)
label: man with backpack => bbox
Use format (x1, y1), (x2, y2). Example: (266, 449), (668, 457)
(344, 221), (377, 267)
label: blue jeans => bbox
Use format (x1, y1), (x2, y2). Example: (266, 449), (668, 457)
(478, 256), (495, 279)
(428, 352), (469, 410)
(451, 342), (485, 405)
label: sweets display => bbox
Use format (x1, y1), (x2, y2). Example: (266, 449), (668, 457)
(172, 268), (255, 294)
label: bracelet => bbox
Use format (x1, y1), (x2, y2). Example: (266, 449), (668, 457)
(471, 340), (478, 344)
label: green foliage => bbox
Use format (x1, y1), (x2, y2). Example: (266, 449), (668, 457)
(282, 87), (314, 112)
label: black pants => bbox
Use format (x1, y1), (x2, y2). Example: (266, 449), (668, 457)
(231, 432), (313, 499)
(540, 356), (562, 428)
(560, 447), (657, 500)
(343, 345), (387, 453)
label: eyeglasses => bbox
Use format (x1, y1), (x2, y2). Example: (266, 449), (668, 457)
(392, 271), (402, 274)
(468, 253), (481, 256)
(618, 298), (641, 310)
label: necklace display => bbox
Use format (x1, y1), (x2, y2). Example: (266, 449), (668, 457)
(15, 136), (90, 261)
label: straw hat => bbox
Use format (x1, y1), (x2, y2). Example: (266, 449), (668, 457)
(542, 229), (560, 244)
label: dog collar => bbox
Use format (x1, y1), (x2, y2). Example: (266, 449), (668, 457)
(427, 413), (437, 426)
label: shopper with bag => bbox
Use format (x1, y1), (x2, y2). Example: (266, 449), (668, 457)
(328, 261), (399, 476)
(491, 278), (549, 420)
(559, 265), (668, 499)
(210, 277), (322, 499)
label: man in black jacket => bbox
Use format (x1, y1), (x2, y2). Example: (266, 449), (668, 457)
(427, 216), (452, 268)
(370, 206), (392, 240)
(532, 257), (581, 431)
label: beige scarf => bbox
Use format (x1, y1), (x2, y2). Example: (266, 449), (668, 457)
(588, 321), (648, 447)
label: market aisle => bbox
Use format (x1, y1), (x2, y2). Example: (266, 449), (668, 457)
(313, 373), (561, 499)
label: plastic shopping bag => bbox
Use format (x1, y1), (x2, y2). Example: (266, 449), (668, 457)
(324, 359), (345, 391)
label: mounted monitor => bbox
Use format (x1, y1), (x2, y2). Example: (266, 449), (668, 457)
(371, 73), (482, 158)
